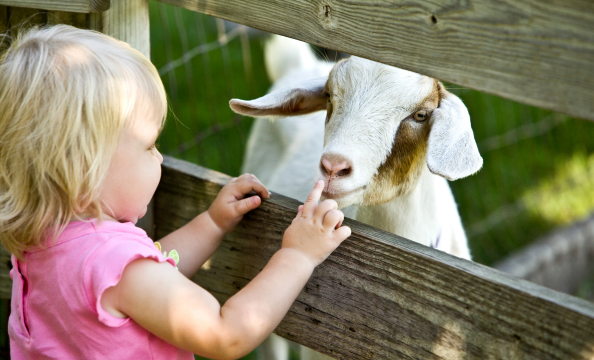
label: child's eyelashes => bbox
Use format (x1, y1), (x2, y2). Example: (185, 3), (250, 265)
(149, 143), (159, 151)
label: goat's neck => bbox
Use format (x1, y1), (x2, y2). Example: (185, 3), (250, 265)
(355, 166), (448, 247)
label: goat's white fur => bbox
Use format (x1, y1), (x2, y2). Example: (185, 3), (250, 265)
(232, 35), (482, 360)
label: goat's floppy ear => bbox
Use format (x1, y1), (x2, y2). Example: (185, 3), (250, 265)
(229, 77), (328, 118)
(426, 92), (483, 181)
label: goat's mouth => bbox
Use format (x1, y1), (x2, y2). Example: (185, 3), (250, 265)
(322, 185), (366, 201)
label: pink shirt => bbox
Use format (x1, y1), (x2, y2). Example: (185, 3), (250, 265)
(9, 220), (194, 360)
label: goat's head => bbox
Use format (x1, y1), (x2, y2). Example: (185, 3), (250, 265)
(230, 57), (482, 208)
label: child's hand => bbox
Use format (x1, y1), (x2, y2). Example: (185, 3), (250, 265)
(282, 180), (351, 267)
(109, 179), (347, 359)
(208, 173), (270, 233)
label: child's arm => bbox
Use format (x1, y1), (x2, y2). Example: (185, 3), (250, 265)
(156, 174), (270, 276)
(102, 181), (350, 360)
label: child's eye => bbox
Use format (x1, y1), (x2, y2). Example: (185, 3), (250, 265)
(149, 143), (158, 151)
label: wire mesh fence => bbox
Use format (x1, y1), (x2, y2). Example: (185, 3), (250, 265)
(150, 1), (270, 177)
(150, 1), (594, 269)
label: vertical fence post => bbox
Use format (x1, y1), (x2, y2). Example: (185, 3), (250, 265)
(89, 0), (150, 58)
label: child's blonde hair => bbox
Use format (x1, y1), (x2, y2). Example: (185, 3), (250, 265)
(0, 25), (167, 258)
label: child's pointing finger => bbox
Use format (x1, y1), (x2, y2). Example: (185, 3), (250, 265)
(302, 180), (324, 217)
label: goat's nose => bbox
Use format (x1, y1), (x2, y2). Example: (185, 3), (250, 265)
(321, 156), (352, 178)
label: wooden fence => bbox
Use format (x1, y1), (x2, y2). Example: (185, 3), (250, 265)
(156, 0), (594, 122)
(155, 156), (594, 360)
(1, 0), (594, 359)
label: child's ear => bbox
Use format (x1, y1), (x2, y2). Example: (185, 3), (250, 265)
(229, 77), (328, 118)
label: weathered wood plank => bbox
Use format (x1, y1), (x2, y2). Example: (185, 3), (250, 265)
(8, 7), (47, 39)
(156, 0), (594, 122)
(0, 0), (108, 13)
(87, 8), (102, 33)
(90, 0), (149, 59)
(154, 156), (594, 360)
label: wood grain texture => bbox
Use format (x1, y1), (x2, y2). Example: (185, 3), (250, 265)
(156, 0), (594, 121)
(0, 0), (108, 13)
(95, 0), (149, 58)
(87, 9), (102, 32)
(154, 156), (594, 360)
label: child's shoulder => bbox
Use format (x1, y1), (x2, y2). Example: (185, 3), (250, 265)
(28, 219), (161, 267)
(60, 220), (163, 265)
(50, 219), (152, 249)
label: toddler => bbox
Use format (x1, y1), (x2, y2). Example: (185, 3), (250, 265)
(0, 25), (350, 359)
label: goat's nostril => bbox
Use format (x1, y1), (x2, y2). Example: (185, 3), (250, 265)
(321, 157), (352, 178)
(337, 167), (352, 177)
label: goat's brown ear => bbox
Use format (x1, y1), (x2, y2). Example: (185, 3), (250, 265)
(426, 91), (483, 181)
(230, 77), (328, 118)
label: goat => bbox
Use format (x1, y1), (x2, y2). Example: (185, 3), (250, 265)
(231, 35), (482, 360)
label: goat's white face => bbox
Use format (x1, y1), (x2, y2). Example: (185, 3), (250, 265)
(319, 57), (440, 207)
(230, 57), (482, 208)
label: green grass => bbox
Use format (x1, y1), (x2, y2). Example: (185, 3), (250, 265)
(447, 86), (594, 264)
(150, 1), (270, 177)
(150, 0), (594, 268)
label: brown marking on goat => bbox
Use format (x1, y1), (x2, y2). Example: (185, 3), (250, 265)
(363, 79), (443, 206)
(431, 79), (448, 107)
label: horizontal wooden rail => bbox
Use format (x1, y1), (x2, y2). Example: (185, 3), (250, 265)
(156, 0), (594, 122)
(0, 0), (109, 13)
(1, 1), (150, 65)
(154, 156), (594, 359)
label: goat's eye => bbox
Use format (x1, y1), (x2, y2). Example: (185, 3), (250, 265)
(413, 110), (428, 122)
(326, 101), (333, 124)
(325, 91), (331, 98)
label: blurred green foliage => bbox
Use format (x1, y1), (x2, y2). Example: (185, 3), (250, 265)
(448, 87), (594, 264)
(150, 1), (271, 176)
